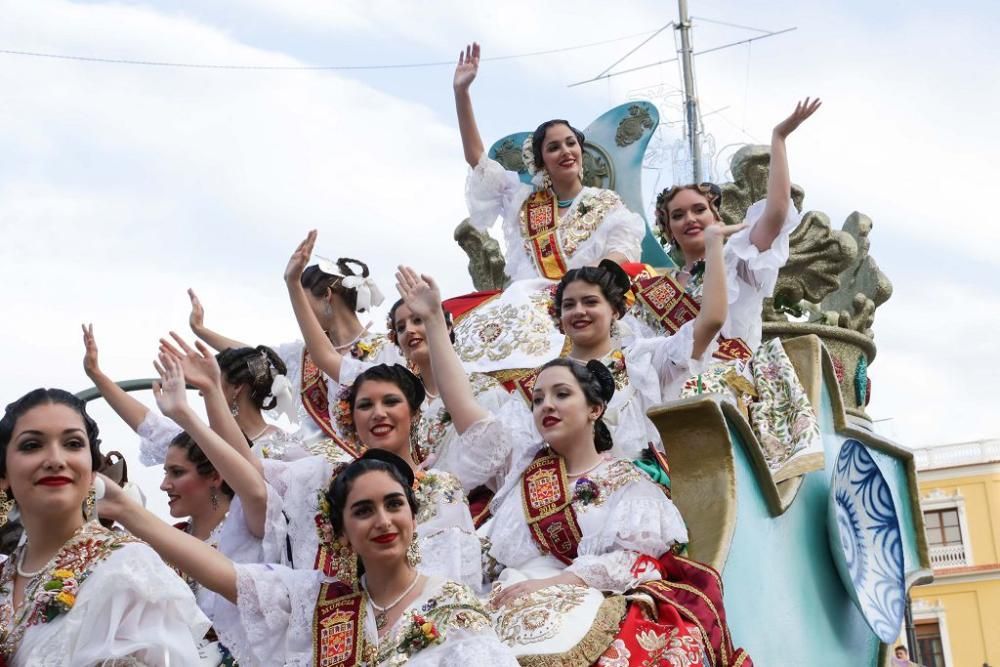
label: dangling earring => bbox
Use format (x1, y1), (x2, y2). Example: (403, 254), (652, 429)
(83, 486), (96, 521)
(406, 531), (421, 567)
(610, 320), (621, 339)
(409, 417), (425, 465)
(229, 401), (240, 417)
(210, 487), (219, 510)
(541, 169), (553, 192)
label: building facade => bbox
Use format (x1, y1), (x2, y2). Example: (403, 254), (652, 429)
(907, 439), (1000, 667)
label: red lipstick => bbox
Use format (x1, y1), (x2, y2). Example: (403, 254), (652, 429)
(37, 476), (72, 486)
(372, 533), (398, 544)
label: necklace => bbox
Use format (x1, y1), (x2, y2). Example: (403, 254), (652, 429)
(15, 547), (48, 579)
(246, 424), (271, 441)
(364, 571), (421, 633)
(331, 322), (372, 353)
(567, 456), (606, 478)
(557, 198), (574, 208)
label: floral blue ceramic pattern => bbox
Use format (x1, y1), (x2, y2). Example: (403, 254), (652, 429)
(828, 438), (905, 642)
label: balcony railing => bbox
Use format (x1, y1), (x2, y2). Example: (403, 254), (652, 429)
(928, 543), (968, 569)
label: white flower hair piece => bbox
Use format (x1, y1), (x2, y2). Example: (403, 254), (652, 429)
(521, 136), (538, 176)
(270, 374), (299, 426)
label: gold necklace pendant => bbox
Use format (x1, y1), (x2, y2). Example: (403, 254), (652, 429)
(375, 610), (388, 632)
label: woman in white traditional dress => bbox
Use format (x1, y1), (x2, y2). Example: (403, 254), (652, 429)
(451, 43), (649, 375)
(395, 266), (753, 666)
(0, 388), (207, 666)
(545, 207), (738, 459)
(82, 324), (306, 464)
(285, 231), (527, 484)
(189, 254), (401, 462)
(259, 360), (484, 591)
(98, 448), (518, 667)
(652, 99), (824, 477)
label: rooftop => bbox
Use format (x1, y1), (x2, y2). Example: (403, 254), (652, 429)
(911, 438), (1000, 471)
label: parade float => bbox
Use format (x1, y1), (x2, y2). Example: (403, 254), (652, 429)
(450, 99), (930, 666)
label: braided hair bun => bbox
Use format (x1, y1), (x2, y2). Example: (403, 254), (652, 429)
(585, 359), (616, 403)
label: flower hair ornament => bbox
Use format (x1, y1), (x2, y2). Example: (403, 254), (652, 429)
(521, 136), (538, 176)
(270, 373), (298, 425)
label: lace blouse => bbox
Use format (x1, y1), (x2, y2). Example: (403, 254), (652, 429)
(465, 155), (645, 282)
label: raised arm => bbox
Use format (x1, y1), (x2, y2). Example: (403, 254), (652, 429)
(153, 353), (269, 539)
(283, 230), (346, 381)
(395, 266), (488, 432)
(98, 474), (237, 603)
(454, 42), (485, 168)
(159, 332), (264, 476)
(750, 97), (821, 252)
(188, 288), (250, 352)
(81, 323), (149, 432)
(691, 223), (744, 358)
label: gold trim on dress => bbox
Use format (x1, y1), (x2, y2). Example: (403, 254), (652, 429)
(516, 595), (627, 667)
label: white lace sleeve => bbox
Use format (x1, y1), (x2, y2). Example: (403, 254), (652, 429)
(33, 543), (210, 667)
(136, 410), (183, 467)
(441, 400), (538, 493)
(588, 205), (645, 262)
(465, 155), (530, 232)
(226, 563), (324, 667)
(569, 479), (687, 593)
(417, 474), (484, 593)
(721, 197), (800, 349)
(627, 325), (717, 402)
(410, 627), (519, 666)
(337, 355), (375, 387)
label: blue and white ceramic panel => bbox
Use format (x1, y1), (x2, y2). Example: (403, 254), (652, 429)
(828, 438), (905, 643)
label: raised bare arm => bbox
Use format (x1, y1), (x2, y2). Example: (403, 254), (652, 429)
(454, 42), (485, 168)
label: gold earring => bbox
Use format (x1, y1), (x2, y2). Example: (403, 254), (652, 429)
(84, 486), (96, 521)
(406, 531), (421, 567)
(210, 487), (219, 510)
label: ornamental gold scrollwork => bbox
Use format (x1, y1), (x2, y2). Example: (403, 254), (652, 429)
(615, 104), (655, 147)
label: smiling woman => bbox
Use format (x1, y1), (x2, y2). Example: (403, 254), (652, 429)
(0, 388), (207, 666)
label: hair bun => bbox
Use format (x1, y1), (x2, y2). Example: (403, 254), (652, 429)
(585, 359), (616, 403)
(597, 259), (631, 293)
(360, 449), (415, 488)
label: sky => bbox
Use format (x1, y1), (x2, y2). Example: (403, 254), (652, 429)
(0, 0), (996, 518)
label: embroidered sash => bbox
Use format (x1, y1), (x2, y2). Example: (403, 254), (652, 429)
(520, 190), (568, 279)
(313, 582), (366, 667)
(634, 273), (701, 335)
(713, 337), (752, 362)
(301, 349), (364, 460)
(0, 522), (140, 656)
(520, 449), (583, 565)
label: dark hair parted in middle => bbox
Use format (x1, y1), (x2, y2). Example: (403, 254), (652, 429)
(531, 120), (586, 171)
(386, 298), (456, 347)
(325, 450), (419, 539)
(536, 358), (616, 453)
(554, 261), (631, 321)
(300, 257), (371, 311)
(216, 346), (287, 411)
(0, 388), (103, 483)
(347, 364), (426, 416)
(168, 432), (234, 499)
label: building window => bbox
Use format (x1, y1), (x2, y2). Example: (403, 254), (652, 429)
(915, 621), (946, 667)
(923, 507), (969, 568)
(924, 509), (962, 546)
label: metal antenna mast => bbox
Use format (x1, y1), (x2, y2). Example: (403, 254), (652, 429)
(677, 0), (703, 182)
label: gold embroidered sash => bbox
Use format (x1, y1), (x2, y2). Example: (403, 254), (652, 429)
(521, 449), (583, 565)
(301, 349), (364, 460)
(313, 582), (365, 667)
(518, 189), (624, 280)
(520, 190), (567, 279)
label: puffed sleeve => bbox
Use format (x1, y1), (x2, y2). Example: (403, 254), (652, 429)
(44, 543), (209, 666)
(567, 477), (687, 593)
(626, 323), (718, 402)
(136, 409), (183, 467)
(721, 197), (800, 349)
(465, 155), (530, 232)
(575, 204), (645, 265)
(225, 563), (325, 667)
(336, 355), (375, 388)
